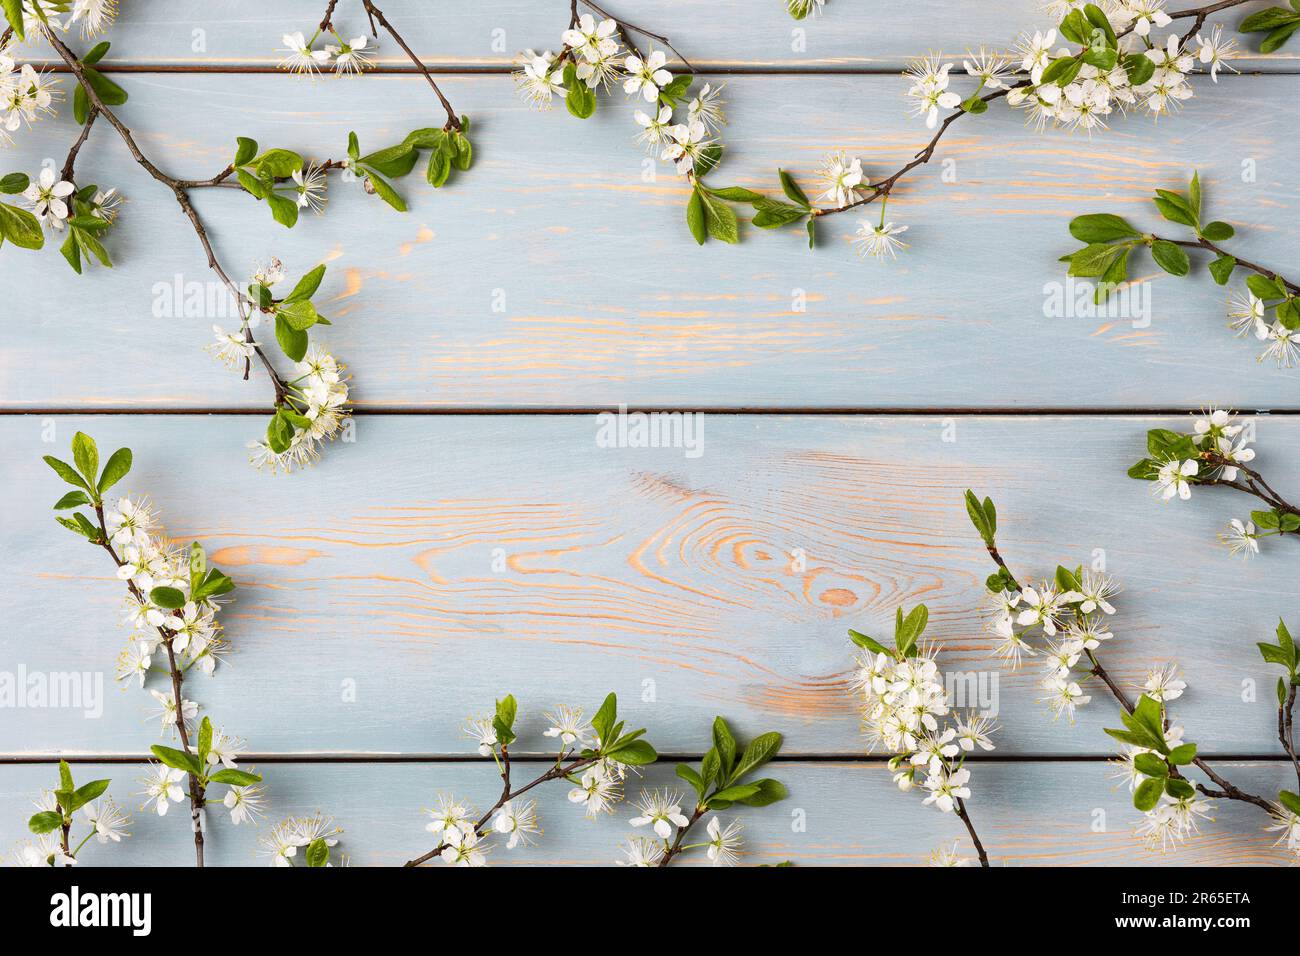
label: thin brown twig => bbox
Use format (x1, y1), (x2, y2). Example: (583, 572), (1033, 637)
(657, 805), (706, 866)
(812, 0), (1256, 222)
(360, 0), (461, 130)
(1167, 236), (1300, 295)
(44, 29), (289, 407)
(91, 503), (206, 866)
(60, 108), (98, 183)
(402, 751), (597, 866)
(954, 798), (990, 866)
(989, 548), (1275, 815)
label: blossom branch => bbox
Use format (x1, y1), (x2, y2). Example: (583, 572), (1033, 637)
(43, 28), (290, 406)
(954, 798), (989, 866)
(87, 502), (207, 866)
(966, 488), (1275, 827)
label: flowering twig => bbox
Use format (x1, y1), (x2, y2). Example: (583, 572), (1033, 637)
(963, 488), (1298, 855)
(44, 432), (263, 866)
(10, 761), (130, 867)
(404, 693), (657, 866)
(745, 0), (1257, 258)
(1066, 171), (1300, 365)
(848, 605), (994, 866)
(1128, 408), (1300, 555)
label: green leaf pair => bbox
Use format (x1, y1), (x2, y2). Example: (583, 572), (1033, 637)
(28, 760), (112, 835)
(45, 432), (133, 526)
(677, 716), (787, 811)
(590, 693), (658, 766)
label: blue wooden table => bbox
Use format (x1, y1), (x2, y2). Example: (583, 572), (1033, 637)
(1, 1), (1296, 865)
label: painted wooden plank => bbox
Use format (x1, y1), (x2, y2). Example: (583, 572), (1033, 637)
(4, 414), (1296, 756)
(16, 0), (1296, 71)
(2, 74), (1298, 409)
(0, 760), (1293, 866)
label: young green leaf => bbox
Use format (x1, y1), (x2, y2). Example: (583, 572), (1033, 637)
(151, 745), (200, 775)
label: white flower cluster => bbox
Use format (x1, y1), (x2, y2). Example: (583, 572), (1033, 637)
(1110, 717), (1217, 852)
(223, 263), (351, 475)
(7, 790), (131, 866)
(984, 568), (1122, 721)
(904, 0), (1238, 135)
(260, 812), (344, 866)
(1148, 409), (1274, 558)
(1229, 288), (1300, 369)
(614, 788), (743, 867)
(1267, 803), (1300, 861)
(853, 644), (996, 815)
(278, 30), (375, 76)
(108, 497), (229, 689)
(0, 43), (60, 148)
(515, 15), (726, 178)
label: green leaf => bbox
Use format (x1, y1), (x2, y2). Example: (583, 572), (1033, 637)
(701, 192), (739, 244)
(52, 490), (90, 510)
(733, 777), (788, 807)
(252, 148), (303, 179)
(686, 188), (706, 245)
(1279, 790), (1300, 815)
(731, 731), (782, 781)
(68, 779), (110, 812)
(266, 192), (300, 229)
(894, 604), (929, 656)
(266, 410), (295, 454)
(706, 186), (764, 203)
(1261, 20), (1300, 52)
(197, 717), (213, 766)
(359, 143), (417, 178)
(965, 489), (994, 544)
(712, 717), (737, 777)
(606, 739), (657, 765)
(71, 432), (98, 487)
(151, 745), (200, 775)
(777, 169), (810, 208)
(700, 747), (720, 786)
(1069, 213), (1140, 243)
(283, 264), (326, 303)
(565, 77), (597, 118)
(1133, 753), (1168, 777)
(277, 298), (322, 332)
(305, 838), (330, 867)
(493, 693), (518, 746)
(1247, 273), (1286, 301)
(847, 628), (889, 656)
(209, 768), (262, 786)
(1199, 220), (1234, 241)
(28, 811), (62, 834)
(80, 65), (127, 107)
(0, 201), (45, 250)
(150, 586), (186, 610)
(44, 455), (91, 492)
(1123, 53), (1155, 86)
(275, 314), (308, 362)
(234, 136), (258, 166)
(1131, 695), (1169, 753)
(1208, 254), (1236, 285)
(0, 172), (29, 194)
(1150, 240), (1190, 276)
(1278, 618), (1296, 667)
(1241, 7), (1300, 31)
(1066, 242), (1126, 279)
(95, 446), (132, 493)
(365, 171), (407, 211)
(1, 0), (26, 39)
(592, 693), (617, 746)
(751, 200), (808, 229)
(707, 783), (761, 806)
(1153, 189), (1198, 228)
(1164, 777), (1194, 799)
(676, 763), (706, 798)
(451, 131), (473, 171)
(1133, 777), (1163, 812)
(1167, 743), (1197, 766)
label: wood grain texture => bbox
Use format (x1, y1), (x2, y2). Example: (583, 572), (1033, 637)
(4, 414), (1296, 757)
(0, 760), (1293, 866)
(18, 0), (1295, 71)
(2, 74), (1298, 409)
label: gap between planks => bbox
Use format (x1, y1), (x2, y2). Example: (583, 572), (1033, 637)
(1, 753), (1291, 764)
(32, 64), (1300, 77)
(3, 407), (1300, 416)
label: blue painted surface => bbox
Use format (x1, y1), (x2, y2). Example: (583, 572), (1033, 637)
(1, 2), (1296, 865)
